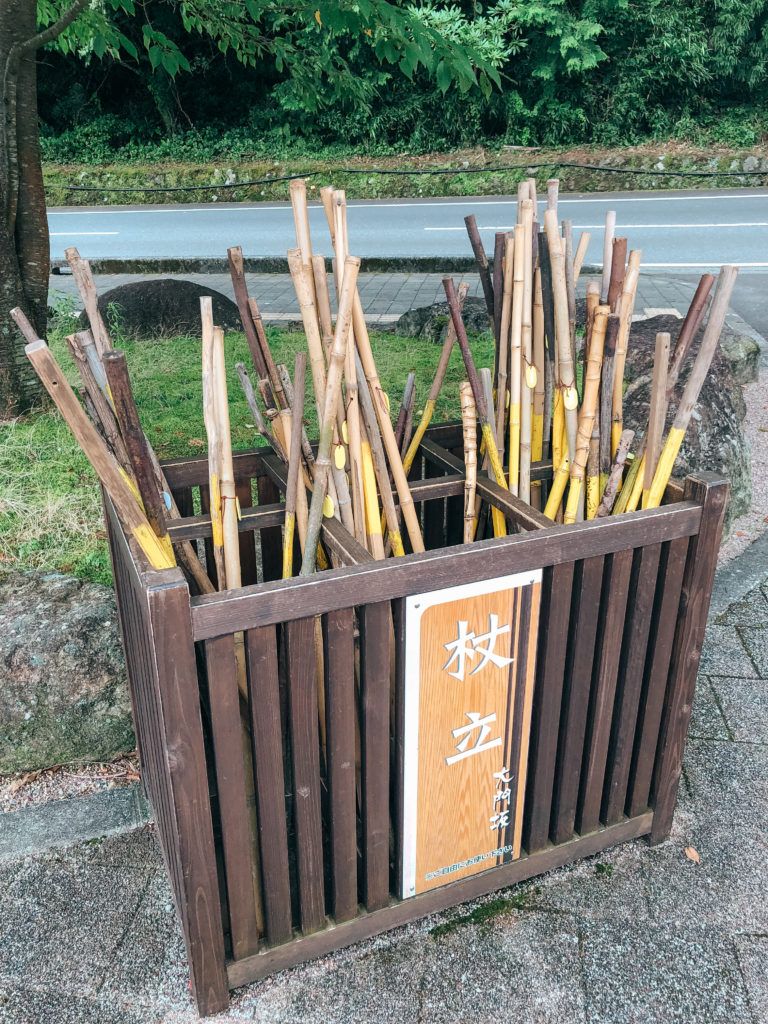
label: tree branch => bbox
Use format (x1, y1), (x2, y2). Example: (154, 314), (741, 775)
(11, 0), (91, 60)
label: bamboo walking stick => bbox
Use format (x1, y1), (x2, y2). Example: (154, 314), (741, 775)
(442, 277), (507, 539)
(601, 211), (616, 303)
(394, 372), (416, 452)
(645, 265), (738, 508)
(611, 253), (641, 456)
(301, 256), (360, 575)
(599, 314), (620, 492)
(641, 332), (671, 508)
(562, 219), (576, 361)
(236, 363), (287, 461)
(212, 326), (241, 591)
(460, 381), (478, 543)
(311, 254), (335, 344)
(290, 178), (315, 271)
(564, 307), (608, 524)
(508, 229), (524, 496)
(402, 283), (469, 475)
(492, 231), (505, 351)
(596, 430), (635, 516)
(544, 209), (579, 465)
(543, 457), (570, 520)
(64, 247), (112, 356)
(282, 353), (306, 579)
(65, 332), (132, 474)
(22, 337), (174, 570)
(519, 198), (535, 504)
(495, 234), (514, 457)
(464, 215), (495, 327)
(227, 246), (270, 385)
(546, 179), (559, 214)
(532, 265), (545, 508)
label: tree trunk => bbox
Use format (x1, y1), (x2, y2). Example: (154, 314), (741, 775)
(1, 0), (49, 416)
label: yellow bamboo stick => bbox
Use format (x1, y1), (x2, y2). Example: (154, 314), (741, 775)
(544, 457), (570, 520)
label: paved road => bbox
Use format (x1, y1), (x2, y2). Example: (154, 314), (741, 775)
(48, 187), (768, 269)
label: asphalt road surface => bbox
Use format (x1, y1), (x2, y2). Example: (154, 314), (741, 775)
(48, 187), (768, 266)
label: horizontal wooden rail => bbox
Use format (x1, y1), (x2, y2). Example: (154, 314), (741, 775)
(227, 812), (653, 989)
(190, 500), (702, 639)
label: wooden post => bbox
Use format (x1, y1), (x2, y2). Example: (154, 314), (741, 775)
(146, 572), (229, 1015)
(649, 473), (728, 843)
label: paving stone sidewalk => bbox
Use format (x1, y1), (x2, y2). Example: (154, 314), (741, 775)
(48, 270), (723, 326)
(1, 542), (767, 1024)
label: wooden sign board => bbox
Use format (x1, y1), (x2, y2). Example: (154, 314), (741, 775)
(400, 569), (542, 899)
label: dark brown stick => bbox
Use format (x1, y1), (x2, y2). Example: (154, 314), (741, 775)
(606, 237), (628, 312)
(596, 430), (635, 517)
(464, 215), (495, 326)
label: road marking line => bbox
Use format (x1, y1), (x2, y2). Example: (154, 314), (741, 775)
(49, 231), (119, 236)
(424, 222), (768, 231)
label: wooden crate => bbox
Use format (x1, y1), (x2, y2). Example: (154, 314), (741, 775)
(104, 423), (727, 1017)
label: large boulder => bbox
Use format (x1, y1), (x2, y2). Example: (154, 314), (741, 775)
(78, 278), (241, 338)
(0, 572), (133, 773)
(392, 296), (491, 341)
(621, 313), (750, 527)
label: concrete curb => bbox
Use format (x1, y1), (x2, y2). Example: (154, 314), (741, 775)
(0, 783), (150, 863)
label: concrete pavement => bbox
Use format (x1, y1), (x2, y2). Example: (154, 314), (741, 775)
(48, 188), (768, 267)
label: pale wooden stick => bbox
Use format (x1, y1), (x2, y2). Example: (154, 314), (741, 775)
(200, 299), (227, 587)
(394, 372), (416, 452)
(611, 253), (641, 456)
(312, 254), (335, 346)
(607, 237), (628, 312)
(236, 363), (286, 461)
(546, 179), (559, 214)
(646, 266), (737, 508)
(290, 178), (314, 269)
(508, 229), (524, 496)
(301, 256), (360, 575)
(573, 232), (591, 279)
(519, 198), (535, 504)
(495, 233), (514, 456)
(64, 247), (111, 355)
(283, 353), (306, 579)
(460, 381), (478, 543)
(601, 211), (616, 303)
(531, 265), (545, 509)
(212, 326), (240, 591)
(65, 331), (132, 474)
(642, 332), (671, 507)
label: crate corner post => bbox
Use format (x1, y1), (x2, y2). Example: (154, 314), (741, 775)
(146, 571), (230, 1017)
(648, 472), (729, 846)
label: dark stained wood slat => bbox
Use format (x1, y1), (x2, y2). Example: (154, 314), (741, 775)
(359, 602), (391, 912)
(190, 503), (702, 640)
(285, 617), (326, 932)
(323, 608), (358, 923)
(576, 548), (634, 835)
(650, 475), (728, 843)
(162, 449), (267, 488)
(167, 503), (285, 543)
(423, 460), (446, 550)
(256, 475), (283, 583)
(227, 812), (654, 990)
(601, 543), (663, 825)
(626, 537), (689, 818)
(446, 446), (465, 547)
(551, 556), (605, 844)
(236, 478), (259, 587)
(245, 625), (293, 946)
(203, 634), (261, 961)
(523, 561), (576, 853)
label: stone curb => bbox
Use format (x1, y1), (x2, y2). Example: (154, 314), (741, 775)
(0, 783), (150, 863)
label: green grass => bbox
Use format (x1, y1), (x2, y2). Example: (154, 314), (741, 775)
(429, 891), (531, 938)
(0, 325), (494, 585)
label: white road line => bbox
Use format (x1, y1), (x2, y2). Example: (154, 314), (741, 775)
(49, 231), (119, 236)
(424, 222), (768, 232)
(46, 192), (768, 216)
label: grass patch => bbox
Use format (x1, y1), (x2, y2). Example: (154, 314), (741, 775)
(430, 891), (530, 938)
(0, 325), (494, 585)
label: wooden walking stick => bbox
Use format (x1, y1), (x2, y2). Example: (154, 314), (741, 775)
(544, 209), (579, 465)
(607, 237), (628, 312)
(508, 229), (524, 496)
(492, 231), (505, 350)
(22, 337), (174, 570)
(611, 253), (641, 456)
(356, 355), (403, 558)
(537, 229), (556, 463)
(227, 246), (270, 385)
(311, 254), (335, 344)
(443, 277), (507, 539)
(290, 178), (315, 270)
(402, 282), (469, 475)
(236, 363), (287, 461)
(65, 331), (132, 474)
(201, 300), (227, 587)
(301, 256), (360, 575)
(564, 307), (608, 524)
(64, 247), (112, 356)
(641, 332), (671, 508)
(596, 430), (635, 517)
(599, 314), (620, 492)
(546, 179), (559, 214)
(247, 297), (288, 412)
(282, 353), (306, 579)
(394, 372), (416, 452)
(212, 325), (241, 591)
(601, 211), (616, 304)
(460, 381), (478, 543)
(645, 265), (738, 508)
(532, 265), (545, 507)
(573, 232), (591, 280)
(464, 215), (495, 327)
(562, 219), (576, 359)
(519, 198), (535, 504)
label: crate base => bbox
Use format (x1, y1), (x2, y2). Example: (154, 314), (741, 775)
(227, 811), (653, 990)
